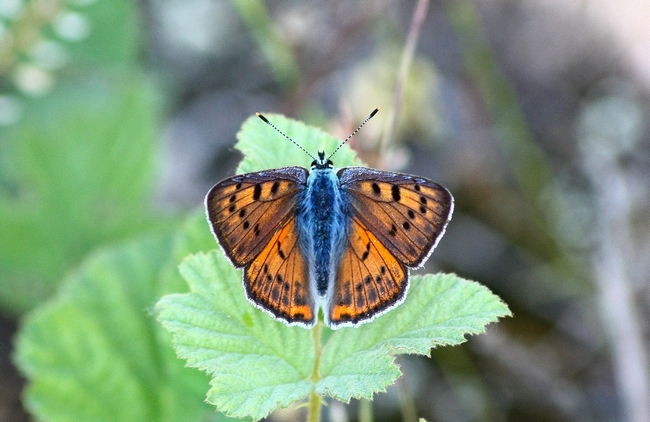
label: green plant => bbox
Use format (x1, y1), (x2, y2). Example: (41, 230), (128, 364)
(15, 114), (509, 421)
(14, 211), (238, 422)
(0, 0), (168, 314)
(157, 114), (511, 421)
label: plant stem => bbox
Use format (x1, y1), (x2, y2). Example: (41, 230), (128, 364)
(307, 320), (324, 422)
(395, 359), (418, 422)
(230, 0), (301, 91)
(306, 390), (321, 422)
(379, 0), (430, 155)
(579, 103), (650, 422)
(358, 398), (374, 422)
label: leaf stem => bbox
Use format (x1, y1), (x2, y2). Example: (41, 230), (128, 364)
(307, 320), (324, 422)
(358, 398), (374, 422)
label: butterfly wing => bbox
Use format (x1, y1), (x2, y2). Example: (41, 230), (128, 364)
(206, 167), (316, 326)
(327, 167), (454, 327)
(244, 217), (315, 326)
(205, 167), (308, 266)
(338, 167), (454, 267)
(328, 215), (407, 326)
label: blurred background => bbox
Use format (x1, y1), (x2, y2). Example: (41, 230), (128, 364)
(1, 0), (650, 421)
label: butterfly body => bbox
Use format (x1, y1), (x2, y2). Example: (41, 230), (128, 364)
(297, 161), (349, 298)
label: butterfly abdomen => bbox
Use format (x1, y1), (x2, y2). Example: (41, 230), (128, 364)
(299, 169), (349, 298)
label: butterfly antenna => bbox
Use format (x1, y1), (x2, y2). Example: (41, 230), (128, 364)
(256, 113), (317, 161)
(327, 107), (381, 161)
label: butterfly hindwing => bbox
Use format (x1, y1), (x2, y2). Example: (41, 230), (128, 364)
(245, 217), (315, 326)
(205, 167), (308, 266)
(338, 167), (454, 268)
(329, 216), (407, 326)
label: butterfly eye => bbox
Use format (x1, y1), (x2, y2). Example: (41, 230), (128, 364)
(327, 160), (333, 167)
(310, 160), (317, 167)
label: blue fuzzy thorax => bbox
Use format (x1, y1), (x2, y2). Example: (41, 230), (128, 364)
(297, 166), (349, 297)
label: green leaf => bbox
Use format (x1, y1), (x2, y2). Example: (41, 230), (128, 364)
(62, 0), (140, 67)
(0, 75), (170, 313)
(14, 235), (214, 422)
(316, 273), (510, 400)
(157, 209), (224, 303)
(235, 113), (363, 174)
(173, 210), (222, 261)
(157, 252), (314, 421)
(158, 252), (510, 420)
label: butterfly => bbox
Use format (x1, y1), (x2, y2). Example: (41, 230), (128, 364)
(205, 108), (454, 329)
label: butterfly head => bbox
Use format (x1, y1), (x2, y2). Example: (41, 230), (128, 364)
(311, 150), (333, 170)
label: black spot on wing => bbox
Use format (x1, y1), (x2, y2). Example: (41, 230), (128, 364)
(271, 181), (280, 194)
(391, 185), (401, 201)
(337, 281), (352, 306)
(277, 242), (286, 260)
(361, 242), (370, 261)
(253, 183), (262, 200)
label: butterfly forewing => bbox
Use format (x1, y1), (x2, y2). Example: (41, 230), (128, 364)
(338, 167), (454, 268)
(206, 167), (308, 266)
(245, 217), (315, 326)
(329, 216), (407, 327)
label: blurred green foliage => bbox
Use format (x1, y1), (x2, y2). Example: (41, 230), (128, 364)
(0, 76), (169, 312)
(0, 0), (172, 313)
(15, 233), (213, 421)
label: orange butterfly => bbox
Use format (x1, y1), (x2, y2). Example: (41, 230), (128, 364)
(205, 109), (454, 329)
